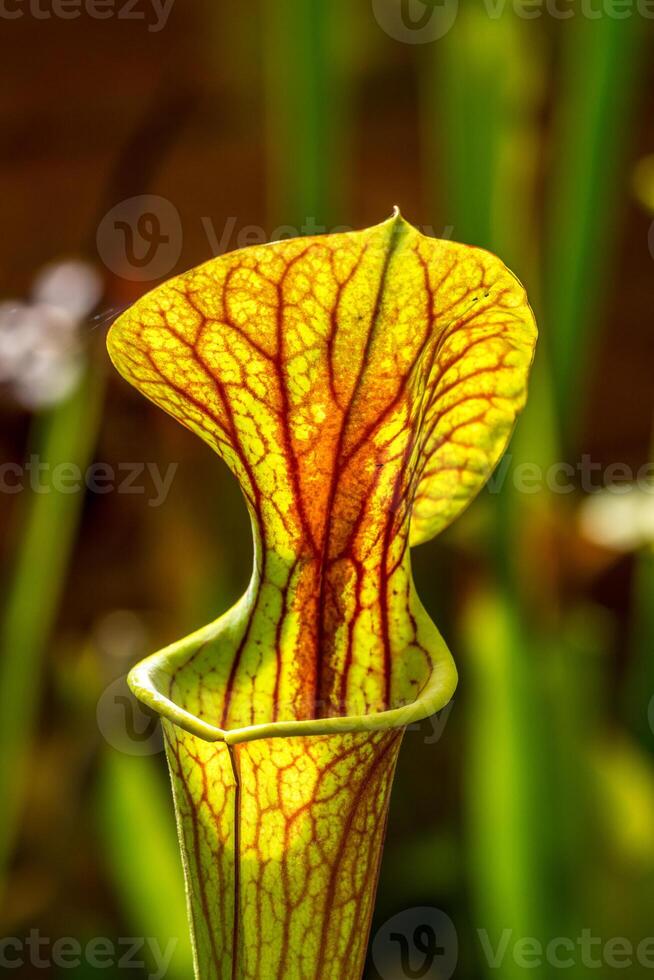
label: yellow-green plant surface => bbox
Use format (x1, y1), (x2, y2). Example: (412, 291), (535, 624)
(107, 213), (536, 979)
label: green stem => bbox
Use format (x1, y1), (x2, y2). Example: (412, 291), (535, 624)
(261, 0), (350, 230)
(424, 11), (554, 964)
(464, 593), (548, 970)
(544, 15), (646, 439)
(0, 356), (105, 885)
(97, 749), (194, 979)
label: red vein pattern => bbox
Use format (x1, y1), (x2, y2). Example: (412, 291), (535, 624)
(108, 214), (537, 980)
(164, 721), (402, 979)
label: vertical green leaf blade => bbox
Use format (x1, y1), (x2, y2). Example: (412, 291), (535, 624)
(544, 15), (646, 431)
(0, 361), (104, 884)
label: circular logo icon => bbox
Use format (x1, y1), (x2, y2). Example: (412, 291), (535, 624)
(372, 907), (458, 980)
(372, 0), (459, 44)
(96, 195), (182, 282)
(96, 674), (163, 756)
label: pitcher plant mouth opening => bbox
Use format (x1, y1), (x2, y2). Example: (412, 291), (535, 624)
(127, 606), (458, 746)
(108, 210), (537, 979)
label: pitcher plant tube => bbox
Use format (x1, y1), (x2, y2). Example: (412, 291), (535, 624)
(107, 211), (537, 980)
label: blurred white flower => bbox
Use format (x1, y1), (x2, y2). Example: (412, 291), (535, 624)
(579, 486), (654, 552)
(0, 259), (103, 410)
(31, 259), (103, 321)
(0, 302), (42, 382)
(13, 347), (84, 410)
